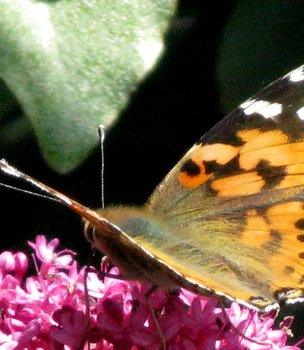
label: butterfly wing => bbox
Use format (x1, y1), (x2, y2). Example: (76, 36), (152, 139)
(148, 65), (304, 309)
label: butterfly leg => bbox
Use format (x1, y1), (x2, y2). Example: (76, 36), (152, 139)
(145, 285), (167, 350)
(85, 256), (127, 281)
(100, 255), (111, 273)
(97, 270), (128, 280)
(98, 256), (128, 281)
(81, 265), (92, 350)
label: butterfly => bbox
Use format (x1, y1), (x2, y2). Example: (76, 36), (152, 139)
(2, 65), (304, 313)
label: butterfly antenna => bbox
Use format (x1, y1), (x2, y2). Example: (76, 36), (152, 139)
(0, 181), (61, 204)
(83, 265), (92, 349)
(98, 124), (106, 209)
(0, 158), (123, 249)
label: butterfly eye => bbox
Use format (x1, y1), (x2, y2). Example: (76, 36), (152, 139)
(83, 220), (96, 244)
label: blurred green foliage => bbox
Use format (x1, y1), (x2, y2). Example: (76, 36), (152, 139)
(0, 0), (175, 173)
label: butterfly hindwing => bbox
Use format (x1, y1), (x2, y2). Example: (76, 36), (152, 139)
(148, 65), (304, 309)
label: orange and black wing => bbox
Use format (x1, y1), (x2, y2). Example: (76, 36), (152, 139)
(147, 65), (304, 309)
(149, 66), (304, 216)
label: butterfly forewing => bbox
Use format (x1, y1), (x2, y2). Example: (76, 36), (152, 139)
(148, 65), (304, 309)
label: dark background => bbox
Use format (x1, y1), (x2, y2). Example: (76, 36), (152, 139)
(1, 0), (304, 344)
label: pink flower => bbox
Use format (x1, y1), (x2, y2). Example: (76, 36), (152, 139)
(0, 235), (300, 349)
(28, 235), (74, 271)
(0, 252), (28, 281)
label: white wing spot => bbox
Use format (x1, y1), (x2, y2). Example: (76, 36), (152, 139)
(285, 66), (304, 82)
(297, 106), (304, 120)
(285, 296), (304, 305)
(243, 100), (282, 119)
(239, 99), (254, 109)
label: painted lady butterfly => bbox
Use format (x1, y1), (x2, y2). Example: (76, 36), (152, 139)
(2, 65), (304, 312)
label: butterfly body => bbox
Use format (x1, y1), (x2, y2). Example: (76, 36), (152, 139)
(3, 65), (304, 312)
(85, 205), (282, 311)
(85, 206), (234, 301)
(85, 206), (182, 286)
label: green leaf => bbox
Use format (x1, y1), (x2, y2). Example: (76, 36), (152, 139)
(0, 0), (175, 173)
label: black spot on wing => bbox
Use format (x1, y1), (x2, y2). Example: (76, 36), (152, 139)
(204, 155), (241, 179)
(203, 160), (220, 175)
(256, 160), (286, 190)
(295, 218), (304, 230)
(180, 159), (200, 176)
(284, 265), (295, 275)
(299, 275), (304, 285)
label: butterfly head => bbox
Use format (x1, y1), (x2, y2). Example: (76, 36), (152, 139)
(83, 206), (159, 240)
(83, 217), (97, 247)
(82, 207), (117, 247)
(82, 206), (178, 284)
(82, 206), (151, 249)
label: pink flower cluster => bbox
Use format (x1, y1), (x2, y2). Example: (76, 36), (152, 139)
(0, 235), (300, 349)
